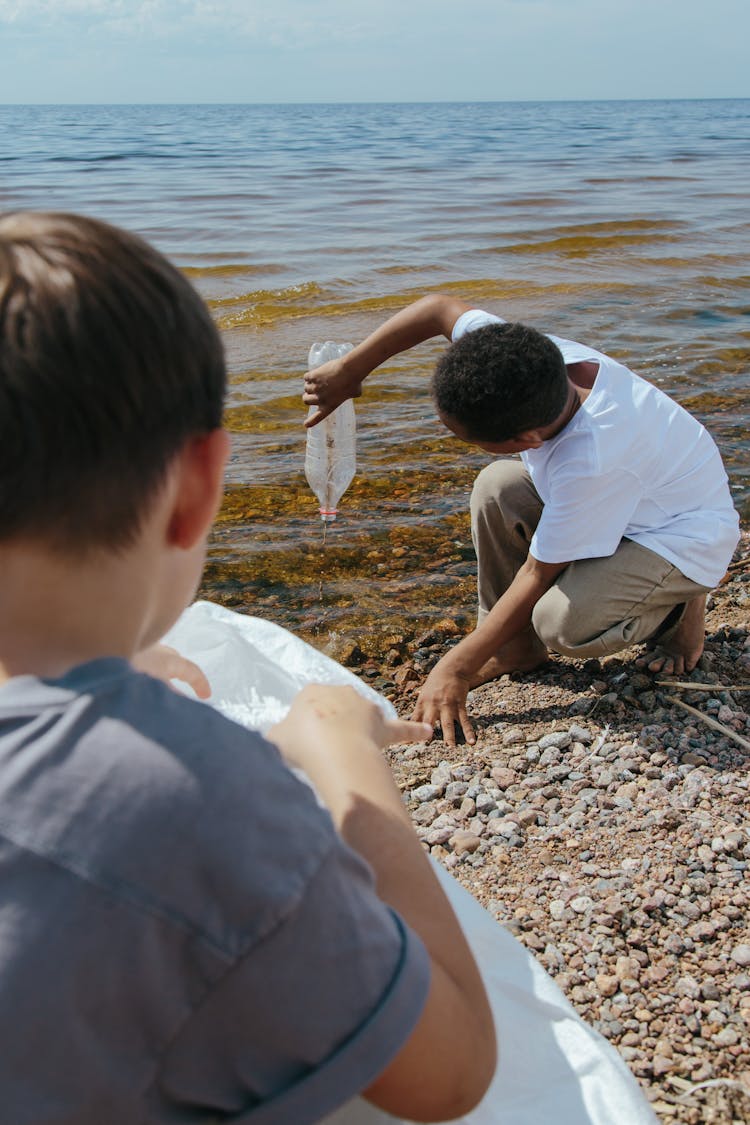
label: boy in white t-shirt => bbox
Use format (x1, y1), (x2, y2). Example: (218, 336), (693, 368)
(303, 294), (740, 747)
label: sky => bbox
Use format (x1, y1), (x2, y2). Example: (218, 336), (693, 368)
(0, 0), (747, 104)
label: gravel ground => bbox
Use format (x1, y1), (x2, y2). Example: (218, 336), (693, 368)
(376, 532), (750, 1125)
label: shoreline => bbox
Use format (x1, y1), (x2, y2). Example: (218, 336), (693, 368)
(377, 531), (750, 1124)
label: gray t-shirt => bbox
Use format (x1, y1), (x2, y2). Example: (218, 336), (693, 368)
(0, 659), (430, 1123)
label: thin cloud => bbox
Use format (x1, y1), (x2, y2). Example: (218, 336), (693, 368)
(0, 0), (379, 44)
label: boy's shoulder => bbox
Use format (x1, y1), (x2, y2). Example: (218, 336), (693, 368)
(0, 660), (337, 954)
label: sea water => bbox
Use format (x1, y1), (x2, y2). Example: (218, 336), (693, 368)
(3, 100), (748, 648)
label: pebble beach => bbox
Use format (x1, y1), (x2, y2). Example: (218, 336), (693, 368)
(355, 532), (750, 1125)
(2, 98), (748, 1125)
(14, 99), (746, 1123)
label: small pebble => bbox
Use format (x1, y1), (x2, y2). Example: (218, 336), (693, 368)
(731, 944), (750, 967)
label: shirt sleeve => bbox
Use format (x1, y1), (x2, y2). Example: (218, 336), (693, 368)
(451, 308), (505, 341)
(531, 453), (644, 563)
(154, 836), (431, 1124)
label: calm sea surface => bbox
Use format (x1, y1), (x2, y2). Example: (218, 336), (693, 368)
(2, 102), (748, 652)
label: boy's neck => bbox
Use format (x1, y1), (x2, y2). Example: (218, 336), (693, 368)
(0, 431), (227, 688)
(540, 362), (598, 441)
(0, 540), (167, 686)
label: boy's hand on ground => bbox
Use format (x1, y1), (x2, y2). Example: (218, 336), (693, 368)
(270, 684), (432, 769)
(302, 358), (363, 427)
(411, 662), (475, 748)
(132, 643), (211, 699)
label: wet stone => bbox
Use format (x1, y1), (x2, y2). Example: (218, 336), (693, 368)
(422, 826), (454, 846)
(411, 784), (443, 802)
(490, 766), (516, 790)
(538, 731), (573, 750)
(445, 781), (470, 804)
(596, 974), (620, 998)
(502, 728), (526, 746)
(731, 944), (750, 967)
(430, 762), (452, 789)
(449, 830), (482, 857)
(413, 802), (439, 825)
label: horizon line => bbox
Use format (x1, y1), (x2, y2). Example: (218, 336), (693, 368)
(1, 95), (748, 108)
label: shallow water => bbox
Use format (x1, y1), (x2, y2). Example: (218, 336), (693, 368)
(3, 101), (748, 651)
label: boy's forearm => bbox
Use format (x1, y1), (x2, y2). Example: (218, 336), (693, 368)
(332, 742), (496, 1118)
(276, 728), (489, 1016)
(441, 555), (568, 677)
(342, 293), (471, 383)
(284, 731), (467, 948)
(270, 692), (496, 1117)
(268, 691), (477, 983)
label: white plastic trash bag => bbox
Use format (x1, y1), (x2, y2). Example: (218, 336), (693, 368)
(164, 599), (396, 732)
(165, 600), (657, 1125)
(324, 862), (658, 1125)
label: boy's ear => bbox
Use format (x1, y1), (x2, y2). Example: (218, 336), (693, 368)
(166, 429), (231, 550)
(515, 429), (544, 450)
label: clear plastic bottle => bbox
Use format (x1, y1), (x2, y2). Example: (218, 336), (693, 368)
(304, 341), (357, 522)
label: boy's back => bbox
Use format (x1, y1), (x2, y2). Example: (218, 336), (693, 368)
(451, 309), (738, 587)
(0, 659), (429, 1121)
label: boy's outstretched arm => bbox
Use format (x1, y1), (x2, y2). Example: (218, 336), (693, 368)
(413, 555), (569, 747)
(269, 686), (496, 1122)
(303, 293), (472, 426)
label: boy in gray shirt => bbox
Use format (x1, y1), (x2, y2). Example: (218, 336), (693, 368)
(0, 212), (494, 1123)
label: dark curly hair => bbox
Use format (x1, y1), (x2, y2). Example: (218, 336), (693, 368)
(431, 322), (568, 442)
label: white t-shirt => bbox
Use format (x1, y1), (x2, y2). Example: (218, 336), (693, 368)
(452, 309), (739, 588)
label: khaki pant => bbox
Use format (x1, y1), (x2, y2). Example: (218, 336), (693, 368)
(470, 460), (710, 659)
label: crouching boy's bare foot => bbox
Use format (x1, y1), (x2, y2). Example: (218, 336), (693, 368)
(469, 632), (548, 688)
(636, 595), (707, 676)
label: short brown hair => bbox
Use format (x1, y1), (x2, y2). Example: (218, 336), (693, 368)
(0, 211), (226, 553)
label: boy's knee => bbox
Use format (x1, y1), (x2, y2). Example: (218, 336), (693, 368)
(532, 586), (593, 656)
(470, 460), (533, 522)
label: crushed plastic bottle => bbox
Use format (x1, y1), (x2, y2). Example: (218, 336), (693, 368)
(304, 341), (356, 522)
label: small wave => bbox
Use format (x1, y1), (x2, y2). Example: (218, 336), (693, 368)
(212, 282), (325, 324)
(48, 151), (174, 163)
(584, 176), (699, 185)
(378, 263), (443, 276)
(215, 288), (407, 328)
(216, 285), (511, 328)
(663, 307), (738, 325)
(500, 196), (568, 208)
(629, 255), (748, 270)
(214, 276), (643, 328)
(699, 275), (750, 290)
(489, 231), (681, 257)
(182, 263), (285, 279)
(535, 219), (684, 235)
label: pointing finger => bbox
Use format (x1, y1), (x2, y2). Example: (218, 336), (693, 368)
(386, 719), (433, 746)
